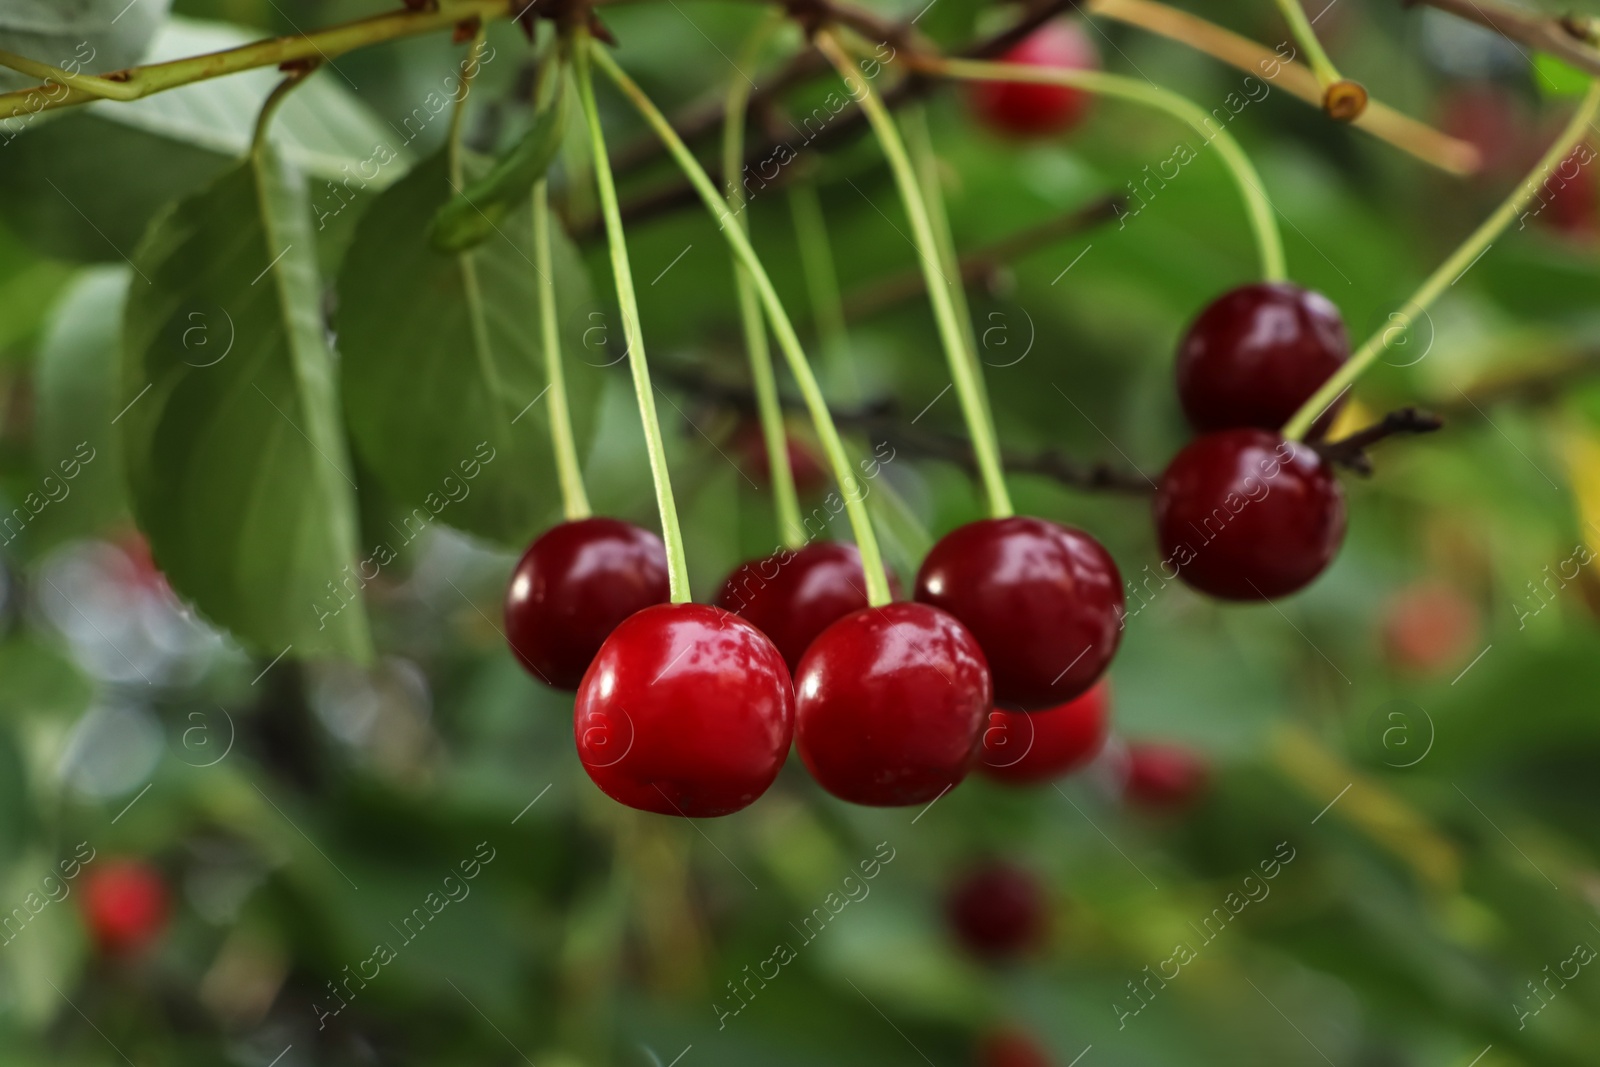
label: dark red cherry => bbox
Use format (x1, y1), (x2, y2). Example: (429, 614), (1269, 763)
(794, 602), (989, 806)
(978, 681), (1110, 785)
(714, 542), (900, 673)
(945, 862), (1048, 962)
(504, 517), (669, 690)
(1176, 283), (1349, 435)
(81, 859), (169, 956)
(968, 20), (1098, 138)
(914, 517), (1122, 710)
(977, 1028), (1054, 1067)
(1537, 143), (1598, 237)
(574, 603), (793, 817)
(1154, 429), (1345, 601)
(1123, 741), (1209, 810)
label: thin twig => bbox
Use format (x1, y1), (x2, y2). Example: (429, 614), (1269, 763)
(1313, 407), (1442, 475)
(1409, 0), (1600, 79)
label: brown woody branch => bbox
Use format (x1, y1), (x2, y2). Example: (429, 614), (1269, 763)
(1313, 407), (1442, 475)
(1407, 0), (1600, 78)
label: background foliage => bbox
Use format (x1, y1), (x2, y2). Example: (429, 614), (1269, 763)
(1, 0), (1599, 1064)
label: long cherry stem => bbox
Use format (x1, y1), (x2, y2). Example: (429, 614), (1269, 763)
(787, 180), (857, 400)
(816, 30), (1014, 520)
(725, 13), (805, 549)
(589, 40), (893, 607)
(907, 51), (1288, 282)
(574, 25), (691, 602)
(1282, 80), (1600, 441)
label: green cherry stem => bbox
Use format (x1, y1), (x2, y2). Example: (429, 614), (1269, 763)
(1271, 0), (1341, 87)
(901, 102), (993, 422)
(574, 25), (692, 603)
(909, 51), (1288, 282)
(816, 30), (1014, 520)
(588, 39), (894, 608)
(1282, 79), (1600, 441)
(532, 52), (591, 522)
(786, 180), (857, 400)
(725, 12), (805, 549)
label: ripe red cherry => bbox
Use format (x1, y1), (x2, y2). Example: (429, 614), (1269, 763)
(914, 517), (1122, 710)
(795, 602), (989, 806)
(977, 1028), (1054, 1067)
(978, 681), (1110, 785)
(81, 859), (169, 955)
(945, 862), (1048, 961)
(1381, 580), (1481, 676)
(714, 542), (899, 673)
(574, 602), (792, 817)
(1123, 741), (1209, 809)
(1154, 429), (1345, 601)
(968, 20), (1098, 138)
(504, 517), (669, 690)
(1537, 144), (1597, 237)
(1176, 283), (1349, 435)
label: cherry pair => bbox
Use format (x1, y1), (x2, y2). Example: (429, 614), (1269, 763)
(1157, 283), (1351, 600)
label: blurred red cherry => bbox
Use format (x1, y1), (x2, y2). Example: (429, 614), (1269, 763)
(1381, 580), (1481, 676)
(81, 859), (169, 956)
(945, 862), (1048, 962)
(1123, 742), (1209, 809)
(733, 421), (828, 497)
(977, 1028), (1055, 1067)
(1536, 143), (1597, 237)
(978, 681), (1110, 785)
(504, 517), (670, 690)
(968, 20), (1098, 138)
(1436, 82), (1527, 179)
(574, 603), (793, 817)
(714, 541), (900, 673)
(795, 602), (989, 806)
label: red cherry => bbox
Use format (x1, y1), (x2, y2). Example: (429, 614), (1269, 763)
(978, 681), (1110, 785)
(504, 517), (670, 690)
(977, 1028), (1055, 1067)
(914, 517), (1123, 710)
(1536, 144), (1597, 237)
(1123, 742), (1209, 809)
(1176, 283), (1349, 435)
(945, 862), (1048, 961)
(714, 542), (900, 673)
(574, 602), (793, 817)
(968, 21), (1098, 138)
(80, 859), (169, 956)
(794, 602), (989, 806)
(732, 421), (828, 497)
(1154, 429), (1345, 601)
(1381, 580), (1481, 676)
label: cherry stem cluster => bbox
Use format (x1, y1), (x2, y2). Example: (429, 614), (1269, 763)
(725, 13), (806, 550)
(531, 46), (592, 522)
(815, 30), (1015, 520)
(574, 24), (693, 603)
(909, 51), (1288, 283)
(587, 39), (895, 608)
(1282, 80), (1600, 441)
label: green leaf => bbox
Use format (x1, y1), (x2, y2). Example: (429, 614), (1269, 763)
(337, 149), (600, 546)
(1534, 53), (1590, 98)
(430, 85), (567, 253)
(32, 265), (131, 543)
(0, 18), (412, 263)
(120, 144), (372, 659)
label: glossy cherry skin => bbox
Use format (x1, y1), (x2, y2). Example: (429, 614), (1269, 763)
(945, 862), (1048, 962)
(81, 859), (169, 955)
(977, 1029), (1054, 1067)
(978, 681), (1110, 785)
(574, 603), (793, 817)
(714, 542), (900, 673)
(1123, 742), (1209, 810)
(504, 517), (670, 690)
(1176, 283), (1349, 435)
(915, 517), (1123, 710)
(968, 20), (1098, 138)
(795, 602), (989, 806)
(1154, 429), (1345, 601)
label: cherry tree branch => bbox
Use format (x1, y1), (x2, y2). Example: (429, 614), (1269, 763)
(1407, 0), (1600, 78)
(1313, 408), (1442, 475)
